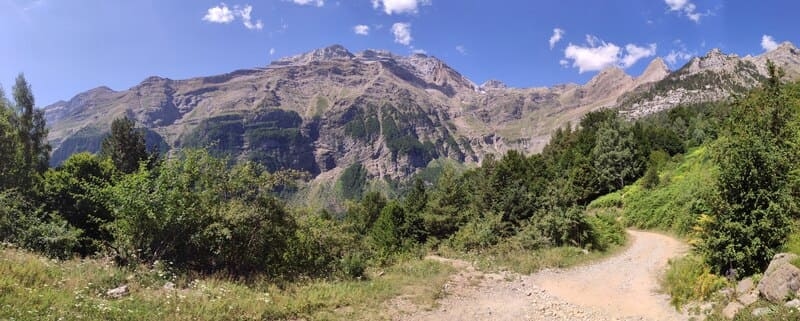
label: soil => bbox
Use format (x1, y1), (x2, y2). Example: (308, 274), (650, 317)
(393, 230), (690, 321)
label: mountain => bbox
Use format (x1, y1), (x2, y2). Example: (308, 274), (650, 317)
(44, 43), (800, 182)
(618, 44), (800, 118)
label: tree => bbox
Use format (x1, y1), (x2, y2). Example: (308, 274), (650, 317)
(592, 120), (639, 191)
(370, 201), (407, 255)
(0, 86), (23, 190)
(12, 74), (50, 180)
(43, 153), (116, 255)
(100, 117), (149, 174)
(698, 63), (798, 276)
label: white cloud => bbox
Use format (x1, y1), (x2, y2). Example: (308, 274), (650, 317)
(563, 35), (656, 73)
(664, 0), (704, 23)
(621, 43), (657, 68)
(761, 35), (779, 52)
(372, 0), (430, 15)
(549, 28), (565, 49)
(292, 0), (324, 6)
(202, 3), (263, 30)
(235, 5), (263, 30)
(412, 48), (427, 54)
(269, 48), (276, 55)
(664, 49), (692, 66)
(559, 59), (569, 67)
(203, 4), (235, 23)
(392, 22), (412, 45)
(353, 24), (370, 35)
(455, 45), (466, 55)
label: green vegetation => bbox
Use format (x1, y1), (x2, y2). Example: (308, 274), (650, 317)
(661, 254), (727, 308)
(183, 109), (317, 173)
(695, 63), (800, 277)
(0, 244), (453, 320)
(589, 147), (716, 234)
(100, 117), (155, 174)
(338, 162), (368, 200)
(7, 60), (800, 319)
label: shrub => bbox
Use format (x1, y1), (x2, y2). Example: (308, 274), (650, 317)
(449, 211), (503, 251)
(662, 254), (726, 308)
(587, 212), (626, 251)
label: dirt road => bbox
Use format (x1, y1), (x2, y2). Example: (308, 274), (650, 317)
(398, 230), (689, 321)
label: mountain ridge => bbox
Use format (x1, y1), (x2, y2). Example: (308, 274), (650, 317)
(44, 42), (800, 182)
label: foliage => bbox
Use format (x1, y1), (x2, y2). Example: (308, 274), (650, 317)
(12, 74), (51, 179)
(662, 254), (727, 308)
(0, 190), (81, 259)
(103, 149), (299, 276)
(586, 212), (626, 251)
(588, 147), (716, 235)
(100, 117), (152, 174)
(697, 65), (799, 276)
(339, 162), (368, 200)
(42, 153), (116, 255)
(0, 89), (23, 191)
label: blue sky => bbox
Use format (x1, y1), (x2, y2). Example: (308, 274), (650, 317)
(0, 0), (797, 106)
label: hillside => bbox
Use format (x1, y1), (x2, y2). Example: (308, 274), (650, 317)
(44, 43), (800, 182)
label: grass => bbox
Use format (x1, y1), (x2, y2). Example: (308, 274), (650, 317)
(0, 244), (454, 321)
(661, 253), (727, 309)
(588, 146), (717, 235)
(436, 236), (629, 275)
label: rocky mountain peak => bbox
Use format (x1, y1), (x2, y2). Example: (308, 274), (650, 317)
(272, 44), (354, 66)
(681, 48), (741, 75)
(636, 57), (670, 85)
(480, 79), (508, 90)
(585, 66), (631, 88)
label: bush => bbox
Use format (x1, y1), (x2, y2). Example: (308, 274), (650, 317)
(449, 211), (503, 251)
(0, 190), (81, 259)
(662, 254), (726, 308)
(587, 212), (626, 251)
(104, 150), (300, 277)
(533, 207), (594, 248)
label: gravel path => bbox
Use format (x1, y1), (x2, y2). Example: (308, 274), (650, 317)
(396, 230), (689, 321)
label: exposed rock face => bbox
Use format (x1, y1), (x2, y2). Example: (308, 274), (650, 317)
(44, 43), (800, 182)
(620, 43), (800, 119)
(480, 79), (508, 90)
(758, 253), (800, 303)
(635, 57), (670, 86)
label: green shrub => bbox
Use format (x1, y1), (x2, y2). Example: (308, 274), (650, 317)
(449, 211), (503, 251)
(587, 212), (626, 251)
(662, 254), (727, 308)
(0, 190), (81, 259)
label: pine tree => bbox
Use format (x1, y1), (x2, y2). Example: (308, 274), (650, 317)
(100, 117), (149, 174)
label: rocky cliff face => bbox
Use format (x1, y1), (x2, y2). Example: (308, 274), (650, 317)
(44, 43), (800, 181)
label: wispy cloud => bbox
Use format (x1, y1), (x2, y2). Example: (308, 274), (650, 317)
(761, 35), (779, 52)
(663, 39), (694, 67)
(392, 22), (412, 45)
(549, 28), (565, 49)
(664, 0), (705, 23)
(563, 35), (656, 73)
(353, 24), (370, 35)
(455, 45), (467, 55)
(371, 0), (431, 15)
(291, 0), (324, 7)
(202, 3), (263, 31)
